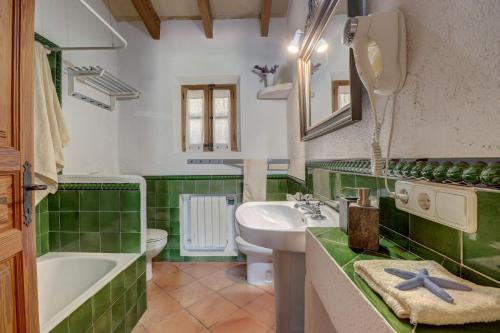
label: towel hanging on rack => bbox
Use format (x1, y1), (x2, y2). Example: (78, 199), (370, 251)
(33, 42), (70, 204)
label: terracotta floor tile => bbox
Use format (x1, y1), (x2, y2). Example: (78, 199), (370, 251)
(152, 262), (179, 278)
(211, 262), (242, 270)
(168, 281), (214, 308)
(173, 262), (198, 270)
(218, 282), (265, 307)
(147, 281), (165, 300)
(187, 293), (239, 327)
(243, 293), (276, 328)
(131, 323), (147, 333)
(210, 309), (269, 333)
(224, 263), (247, 281)
(198, 270), (241, 291)
(155, 269), (195, 291)
(149, 310), (209, 333)
(257, 282), (275, 295)
(183, 264), (221, 279)
(140, 292), (183, 329)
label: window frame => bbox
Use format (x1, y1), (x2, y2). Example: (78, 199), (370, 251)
(181, 84), (237, 152)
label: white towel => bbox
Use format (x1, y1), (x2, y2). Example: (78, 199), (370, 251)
(354, 260), (500, 325)
(33, 42), (70, 204)
(243, 159), (267, 202)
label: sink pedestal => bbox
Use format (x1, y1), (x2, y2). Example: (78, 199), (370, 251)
(273, 250), (305, 333)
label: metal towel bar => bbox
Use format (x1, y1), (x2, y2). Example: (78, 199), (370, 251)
(187, 159), (290, 170)
(67, 66), (140, 111)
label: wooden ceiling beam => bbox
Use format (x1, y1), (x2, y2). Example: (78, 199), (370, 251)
(197, 0), (213, 39)
(260, 0), (272, 37)
(130, 0), (161, 40)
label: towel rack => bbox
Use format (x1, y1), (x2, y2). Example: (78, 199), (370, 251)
(44, 0), (127, 52)
(187, 159), (290, 171)
(67, 66), (140, 111)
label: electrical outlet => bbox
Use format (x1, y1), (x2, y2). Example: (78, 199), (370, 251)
(411, 185), (436, 220)
(395, 180), (477, 233)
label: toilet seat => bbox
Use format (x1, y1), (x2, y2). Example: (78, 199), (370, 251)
(147, 229), (168, 243)
(235, 236), (272, 256)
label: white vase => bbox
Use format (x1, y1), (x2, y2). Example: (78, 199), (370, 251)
(265, 73), (275, 87)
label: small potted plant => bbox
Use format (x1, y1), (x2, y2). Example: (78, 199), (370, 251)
(252, 64), (279, 87)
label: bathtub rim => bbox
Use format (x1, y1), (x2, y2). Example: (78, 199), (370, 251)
(38, 252), (140, 333)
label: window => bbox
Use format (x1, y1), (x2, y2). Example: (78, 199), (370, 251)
(331, 80), (351, 112)
(182, 84), (237, 152)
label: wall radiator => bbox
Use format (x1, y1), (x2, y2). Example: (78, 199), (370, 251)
(180, 195), (237, 257)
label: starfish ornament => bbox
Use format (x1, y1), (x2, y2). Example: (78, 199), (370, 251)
(384, 268), (472, 304)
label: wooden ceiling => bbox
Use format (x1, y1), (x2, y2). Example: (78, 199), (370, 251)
(106, 0), (289, 40)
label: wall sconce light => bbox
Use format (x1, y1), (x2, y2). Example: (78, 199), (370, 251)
(287, 29), (329, 54)
(316, 38), (329, 53)
(287, 29), (304, 54)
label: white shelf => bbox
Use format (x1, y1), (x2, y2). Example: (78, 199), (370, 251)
(257, 83), (292, 100)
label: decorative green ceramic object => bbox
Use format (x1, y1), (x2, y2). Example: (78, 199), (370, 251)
(393, 161), (407, 177)
(387, 160), (398, 176)
(410, 161), (427, 178)
(402, 161), (416, 177)
(433, 161), (453, 182)
(362, 161), (371, 174)
(446, 161), (470, 182)
(479, 162), (500, 187)
(462, 162), (487, 185)
(421, 161), (439, 180)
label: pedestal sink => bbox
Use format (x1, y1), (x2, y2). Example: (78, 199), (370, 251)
(236, 201), (338, 333)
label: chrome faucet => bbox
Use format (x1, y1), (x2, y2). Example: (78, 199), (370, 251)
(294, 196), (325, 219)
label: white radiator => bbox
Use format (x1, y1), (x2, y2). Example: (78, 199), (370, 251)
(180, 195), (237, 256)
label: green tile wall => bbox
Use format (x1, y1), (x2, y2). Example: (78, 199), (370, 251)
(145, 175), (288, 262)
(305, 165), (500, 287)
(36, 184), (142, 256)
(50, 255), (147, 333)
(36, 197), (50, 256)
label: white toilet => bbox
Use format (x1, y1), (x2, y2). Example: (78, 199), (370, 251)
(235, 232), (273, 285)
(146, 228), (168, 281)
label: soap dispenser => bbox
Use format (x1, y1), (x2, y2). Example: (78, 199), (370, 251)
(348, 188), (379, 251)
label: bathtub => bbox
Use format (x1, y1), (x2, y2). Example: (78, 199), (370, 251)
(38, 252), (139, 333)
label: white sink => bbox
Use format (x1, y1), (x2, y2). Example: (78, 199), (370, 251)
(235, 201), (338, 253)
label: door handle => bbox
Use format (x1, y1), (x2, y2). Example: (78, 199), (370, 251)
(22, 162), (48, 226)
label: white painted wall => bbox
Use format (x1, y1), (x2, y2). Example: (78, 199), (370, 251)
(116, 18), (289, 175)
(286, 0), (500, 180)
(35, 0), (120, 175)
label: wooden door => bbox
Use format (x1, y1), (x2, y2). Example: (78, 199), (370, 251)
(0, 1), (38, 333)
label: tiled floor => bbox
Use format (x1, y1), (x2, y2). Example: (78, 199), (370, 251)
(133, 262), (276, 333)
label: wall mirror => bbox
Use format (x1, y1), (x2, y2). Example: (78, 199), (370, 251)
(298, 0), (363, 141)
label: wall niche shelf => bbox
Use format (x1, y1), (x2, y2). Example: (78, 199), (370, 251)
(257, 83), (292, 100)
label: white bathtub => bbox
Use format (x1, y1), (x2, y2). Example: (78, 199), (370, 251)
(38, 252), (139, 333)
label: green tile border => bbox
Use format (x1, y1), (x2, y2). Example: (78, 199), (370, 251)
(306, 159), (500, 189)
(49, 255), (146, 333)
(305, 165), (500, 286)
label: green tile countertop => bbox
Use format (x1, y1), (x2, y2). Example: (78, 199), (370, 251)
(308, 227), (500, 333)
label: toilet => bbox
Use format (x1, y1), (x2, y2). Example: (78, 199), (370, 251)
(235, 231), (273, 285)
(146, 228), (169, 281)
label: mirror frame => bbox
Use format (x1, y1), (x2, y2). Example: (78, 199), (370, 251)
(297, 0), (363, 141)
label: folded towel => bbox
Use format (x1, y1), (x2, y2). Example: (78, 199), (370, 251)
(354, 260), (500, 325)
(243, 159), (267, 202)
(33, 42), (70, 204)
